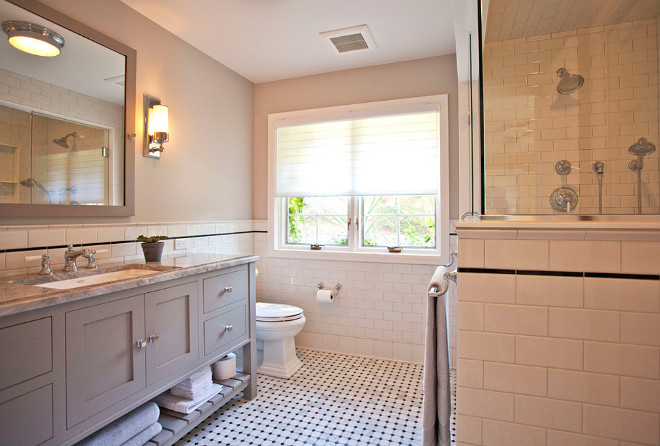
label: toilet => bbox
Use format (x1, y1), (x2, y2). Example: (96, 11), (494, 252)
(255, 302), (306, 378)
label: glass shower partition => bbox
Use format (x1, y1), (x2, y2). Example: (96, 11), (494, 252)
(479, 0), (660, 216)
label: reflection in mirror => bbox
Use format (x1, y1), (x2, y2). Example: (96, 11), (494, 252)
(480, 0), (660, 216)
(0, 0), (135, 217)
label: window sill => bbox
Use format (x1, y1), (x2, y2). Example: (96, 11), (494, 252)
(268, 247), (446, 265)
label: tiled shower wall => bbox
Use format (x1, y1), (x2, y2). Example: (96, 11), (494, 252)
(253, 222), (458, 365)
(456, 225), (660, 445)
(483, 17), (660, 214)
(0, 220), (458, 365)
(0, 68), (124, 204)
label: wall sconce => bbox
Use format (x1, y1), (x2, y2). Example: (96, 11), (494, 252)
(143, 94), (169, 159)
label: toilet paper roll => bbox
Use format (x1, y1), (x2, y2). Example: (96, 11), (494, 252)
(316, 288), (336, 303)
(212, 352), (236, 381)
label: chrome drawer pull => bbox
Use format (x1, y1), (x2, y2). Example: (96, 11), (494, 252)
(224, 286), (233, 293)
(136, 339), (147, 349)
(148, 335), (160, 343)
(224, 325), (233, 332)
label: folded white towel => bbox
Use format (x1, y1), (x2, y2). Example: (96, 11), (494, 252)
(154, 383), (222, 414)
(171, 367), (212, 389)
(170, 380), (213, 400)
(187, 367), (212, 383)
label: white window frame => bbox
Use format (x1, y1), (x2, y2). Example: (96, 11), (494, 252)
(267, 95), (450, 265)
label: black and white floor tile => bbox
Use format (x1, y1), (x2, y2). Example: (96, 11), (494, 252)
(178, 348), (456, 446)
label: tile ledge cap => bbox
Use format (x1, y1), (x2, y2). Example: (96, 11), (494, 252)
(455, 221), (660, 231)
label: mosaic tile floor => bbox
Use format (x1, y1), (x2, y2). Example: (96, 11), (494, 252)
(178, 348), (455, 446)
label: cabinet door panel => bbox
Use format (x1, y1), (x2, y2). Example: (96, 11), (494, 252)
(145, 281), (199, 385)
(0, 384), (52, 446)
(65, 295), (146, 428)
(204, 305), (248, 356)
(0, 317), (52, 390)
(203, 268), (248, 313)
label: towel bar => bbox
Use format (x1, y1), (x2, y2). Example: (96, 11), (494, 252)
(428, 271), (457, 297)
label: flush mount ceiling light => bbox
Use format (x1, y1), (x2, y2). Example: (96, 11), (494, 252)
(2, 20), (64, 57)
(320, 24), (377, 54)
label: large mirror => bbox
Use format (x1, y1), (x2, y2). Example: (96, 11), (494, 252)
(0, 0), (135, 217)
(479, 0), (660, 216)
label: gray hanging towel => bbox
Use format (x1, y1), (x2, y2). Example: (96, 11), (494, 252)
(422, 265), (451, 446)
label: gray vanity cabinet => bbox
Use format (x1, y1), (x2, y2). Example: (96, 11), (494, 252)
(65, 294), (147, 428)
(145, 281), (199, 385)
(0, 317), (55, 446)
(0, 259), (257, 446)
(65, 281), (199, 428)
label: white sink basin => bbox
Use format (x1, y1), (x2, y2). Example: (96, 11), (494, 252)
(35, 269), (158, 290)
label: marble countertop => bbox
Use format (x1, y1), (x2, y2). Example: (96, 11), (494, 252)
(0, 253), (258, 318)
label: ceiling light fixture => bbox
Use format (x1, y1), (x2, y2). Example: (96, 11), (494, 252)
(2, 20), (64, 57)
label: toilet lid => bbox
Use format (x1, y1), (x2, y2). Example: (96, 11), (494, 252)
(256, 302), (303, 322)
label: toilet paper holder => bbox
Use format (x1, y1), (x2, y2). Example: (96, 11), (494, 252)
(317, 282), (342, 291)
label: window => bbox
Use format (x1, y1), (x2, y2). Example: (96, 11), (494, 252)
(287, 196), (348, 245)
(269, 96), (449, 259)
(362, 195), (436, 248)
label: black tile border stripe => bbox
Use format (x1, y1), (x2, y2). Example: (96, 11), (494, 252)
(459, 267), (515, 275)
(585, 272), (660, 281)
(458, 267), (659, 281)
(2, 230), (267, 254)
(517, 270), (583, 278)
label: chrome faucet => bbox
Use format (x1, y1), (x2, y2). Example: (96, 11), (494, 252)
(63, 245), (84, 272)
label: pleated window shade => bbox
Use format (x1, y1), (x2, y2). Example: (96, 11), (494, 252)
(275, 106), (440, 197)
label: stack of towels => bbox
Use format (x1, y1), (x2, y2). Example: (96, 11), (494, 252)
(154, 366), (222, 414)
(77, 402), (161, 446)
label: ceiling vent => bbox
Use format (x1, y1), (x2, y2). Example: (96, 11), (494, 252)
(320, 24), (377, 54)
(104, 74), (125, 87)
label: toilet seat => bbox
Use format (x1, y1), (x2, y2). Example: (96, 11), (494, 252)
(256, 302), (303, 322)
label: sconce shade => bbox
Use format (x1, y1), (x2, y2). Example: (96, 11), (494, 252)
(2, 21), (64, 57)
(148, 105), (168, 135)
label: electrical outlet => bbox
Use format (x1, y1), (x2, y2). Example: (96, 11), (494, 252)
(174, 238), (191, 250)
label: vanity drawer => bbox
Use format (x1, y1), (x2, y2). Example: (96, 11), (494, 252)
(0, 317), (52, 390)
(204, 305), (248, 356)
(203, 268), (248, 313)
(0, 384), (53, 446)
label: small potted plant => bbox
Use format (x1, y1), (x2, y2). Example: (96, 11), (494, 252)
(137, 235), (167, 262)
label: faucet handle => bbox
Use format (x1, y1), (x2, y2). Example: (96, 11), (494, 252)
(67, 244), (74, 252)
(82, 249), (98, 269)
(38, 254), (53, 276)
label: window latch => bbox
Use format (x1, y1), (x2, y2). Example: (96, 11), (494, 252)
(347, 217), (351, 228)
(310, 244), (323, 250)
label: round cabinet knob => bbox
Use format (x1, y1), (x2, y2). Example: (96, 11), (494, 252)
(135, 339), (147, 349)
(148, 335), (160, 344)
(224, 286), (233, 293)
(224, 325), (233, 332)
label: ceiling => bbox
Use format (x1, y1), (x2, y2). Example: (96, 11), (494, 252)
(120, 0), (457, 84)
(485, 0), (660, 43)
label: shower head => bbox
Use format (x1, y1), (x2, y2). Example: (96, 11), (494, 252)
(628, 137), (656, 157)
(20, 177), (48, 193)
(556, 68), (584, 94)
(53, 132), (77, 148)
